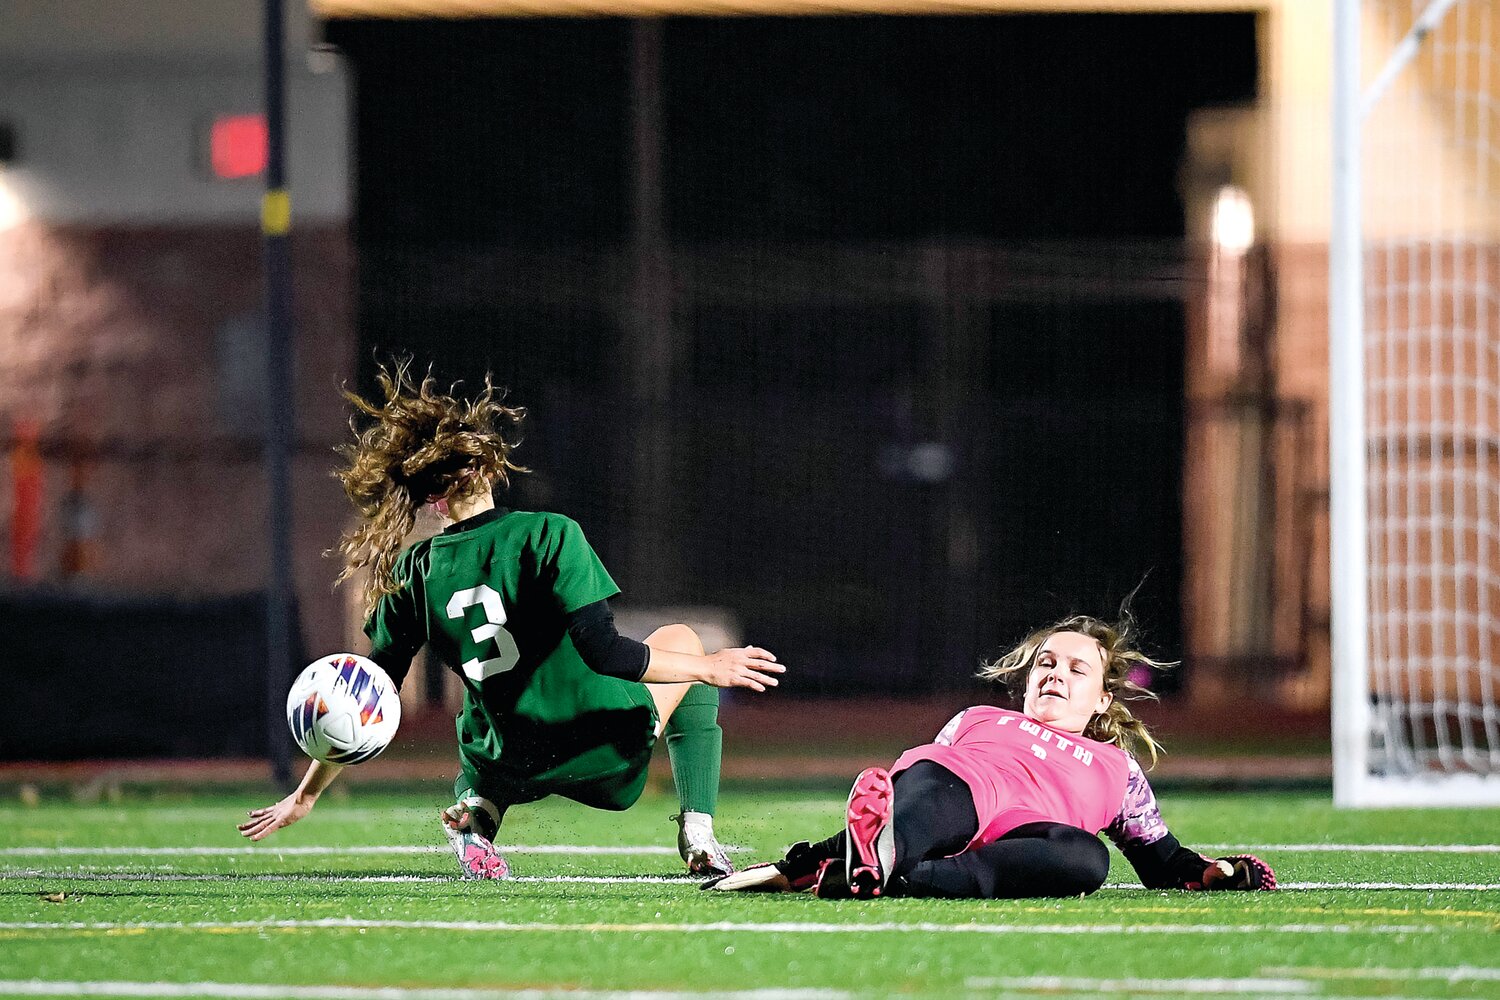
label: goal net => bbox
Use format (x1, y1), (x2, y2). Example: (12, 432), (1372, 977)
(1333, 0), (1500, 805)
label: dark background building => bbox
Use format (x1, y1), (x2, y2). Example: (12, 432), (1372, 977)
(329, 13), (1258, 691)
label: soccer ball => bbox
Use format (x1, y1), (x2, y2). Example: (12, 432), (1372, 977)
(286, 653), (402, 764)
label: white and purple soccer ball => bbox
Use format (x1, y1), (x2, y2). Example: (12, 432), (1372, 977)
(286, 653), (402, 765)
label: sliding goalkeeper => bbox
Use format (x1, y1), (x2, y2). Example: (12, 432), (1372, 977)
(707, 615), (1276, 899)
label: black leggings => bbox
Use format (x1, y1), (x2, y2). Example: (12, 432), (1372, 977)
(806, 761), (1111, 899)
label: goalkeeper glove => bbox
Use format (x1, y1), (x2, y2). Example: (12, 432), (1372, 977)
(1200, 854), (1277, 891)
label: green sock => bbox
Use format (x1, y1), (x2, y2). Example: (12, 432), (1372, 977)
(665, 683), (722, 815)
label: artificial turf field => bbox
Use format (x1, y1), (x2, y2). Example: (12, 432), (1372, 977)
(1, 786), (1498, 1000)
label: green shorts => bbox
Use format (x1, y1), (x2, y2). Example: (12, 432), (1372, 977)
(455, 692), (660, 813)
(457, 741), (656, 813)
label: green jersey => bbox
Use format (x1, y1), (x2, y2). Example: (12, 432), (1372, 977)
(366, 508), (657, 788)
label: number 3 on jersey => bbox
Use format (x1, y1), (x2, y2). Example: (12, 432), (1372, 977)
(446, 584), (521, 682)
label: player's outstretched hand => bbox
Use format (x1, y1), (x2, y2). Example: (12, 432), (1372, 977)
(701, 646), (785, 692)
(237, 792), (316, 842)
(1201, 854), (1277, 891)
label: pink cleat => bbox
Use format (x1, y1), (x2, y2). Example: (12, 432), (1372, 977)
(844, 766), (895, 899)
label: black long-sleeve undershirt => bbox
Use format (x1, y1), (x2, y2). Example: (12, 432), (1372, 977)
(566, 600), (651, 682)
(1122, 832), (1217, 890)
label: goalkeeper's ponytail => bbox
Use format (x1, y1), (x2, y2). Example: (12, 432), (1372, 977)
(978, 612), (1176, 767)
(330, 359), (528, 618)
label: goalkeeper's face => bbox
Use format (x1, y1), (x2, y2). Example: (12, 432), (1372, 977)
(1022, 631), (1113, 735)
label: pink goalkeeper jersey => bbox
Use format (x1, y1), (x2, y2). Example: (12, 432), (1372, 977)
(892, 706), (1141, 850)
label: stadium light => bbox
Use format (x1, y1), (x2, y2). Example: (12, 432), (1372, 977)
(1211, 184), (1255, 254)
(0, 171), (27, 231)
(1205, 184), (1254, 376)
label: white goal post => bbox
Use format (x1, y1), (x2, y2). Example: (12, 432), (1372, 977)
(1331, 0), (1500, 806)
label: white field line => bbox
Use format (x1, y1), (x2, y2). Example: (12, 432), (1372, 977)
(7, 870), (1499, 892)
(1104, 881), (1500, 891)
(1270, 882), (1500, 891)
(1262, 965), (1500, 983)
(0, 918), (1440, 936)
(1199, 844), (1500, 854)
(0, 870), (695, 884)
(0, 983), (844, 1000)
(963, 978), (1450, 1000)
(962, 994), (1444, 1000)
(1, 842), (1494, 859)
(0, 978), (1454, 1000)
(964, 976), (1316, 994)
(0, 845), (678, 857)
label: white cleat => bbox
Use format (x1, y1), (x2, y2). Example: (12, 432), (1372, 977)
(441, 794), (508, 880)
(441, 820), (510, 880)
(675, 811), (734, 877)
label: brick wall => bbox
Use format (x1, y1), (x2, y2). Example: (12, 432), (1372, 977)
(0, 220), (357, 657)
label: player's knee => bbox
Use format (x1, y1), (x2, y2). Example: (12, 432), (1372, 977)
(1054, 830), (1111, 896)
(645, 623), (704, 656)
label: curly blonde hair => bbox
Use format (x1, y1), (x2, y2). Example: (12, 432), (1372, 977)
(332, 360), (527, 616)
(977, 614), (1176, 766)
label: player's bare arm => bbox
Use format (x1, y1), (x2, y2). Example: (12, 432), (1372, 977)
(237, 759), (345, 841)
(642, 645), (784, 691)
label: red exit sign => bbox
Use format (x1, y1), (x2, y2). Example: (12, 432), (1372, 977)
(208, 114), (268, 180)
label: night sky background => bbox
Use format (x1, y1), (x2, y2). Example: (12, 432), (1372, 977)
(326, 13), (1258, 693)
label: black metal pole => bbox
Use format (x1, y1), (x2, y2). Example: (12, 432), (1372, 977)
(625, 19), (674, 598)
(262, 0), (295, 789)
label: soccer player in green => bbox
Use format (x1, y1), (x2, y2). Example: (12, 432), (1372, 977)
(238, 364), (785, 878)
